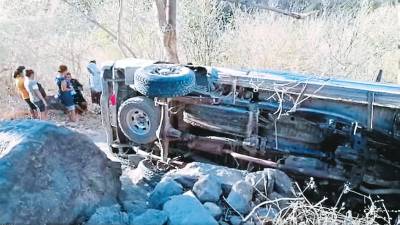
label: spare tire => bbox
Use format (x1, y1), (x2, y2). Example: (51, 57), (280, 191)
(118, 96), (161, 144)
(134, 64), (195, 98)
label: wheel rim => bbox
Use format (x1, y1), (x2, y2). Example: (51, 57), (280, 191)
(126, 108), (151, 135)
(151, 65), (181, 76)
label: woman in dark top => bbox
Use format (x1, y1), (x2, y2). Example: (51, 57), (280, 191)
(55, 65), (76, 122)
(66, 72), (87, 114)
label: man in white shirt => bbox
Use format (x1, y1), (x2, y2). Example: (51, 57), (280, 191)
(24, 69), (48, 120)
(87, 60), (102, 105)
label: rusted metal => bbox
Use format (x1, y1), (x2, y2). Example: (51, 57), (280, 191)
(186, 143), (346, 181)
(156, 98), (171, 162)
(280, 164), (346, 182)
(133, 147), (185, 167)
(225, 151), (278, 168)
(187, 136), (238, 155)
(173, 96), (220, 105)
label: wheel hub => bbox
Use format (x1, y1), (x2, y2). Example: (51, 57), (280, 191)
(127, 109), (151, 135)
(153, 66), (180, 76)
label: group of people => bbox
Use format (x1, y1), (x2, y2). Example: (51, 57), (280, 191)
(13, 60), (103, 122)
(14, 66), (48, 120)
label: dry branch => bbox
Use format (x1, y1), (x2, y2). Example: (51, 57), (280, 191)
(224, 0), (318, 19)
(60, 0), (136, 57)
(117, 0), (128, 57)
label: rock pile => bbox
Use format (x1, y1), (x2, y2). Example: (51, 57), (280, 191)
(0, 120), (296, 225)
(93, 161), (296, 225)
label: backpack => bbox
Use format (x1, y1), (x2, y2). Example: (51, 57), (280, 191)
(37, 82), (47, 98)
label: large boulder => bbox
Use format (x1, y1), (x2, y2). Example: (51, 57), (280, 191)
(0, 120), (121, 225)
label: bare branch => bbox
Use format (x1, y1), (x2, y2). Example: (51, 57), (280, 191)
(60, 0), (136, 57)
(259, 6), (318, 19)
(224, 0), (318, 19)
(117, 0), (128, 57)
(243, 197), (303, 221)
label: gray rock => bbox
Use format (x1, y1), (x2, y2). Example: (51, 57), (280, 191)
(226, 181), (254, 214)
(245, 169), (275, 195)
(122, 201), (148, 216)
(163, 195), (218, 225)
(130, 209), (168, 225)
(218, 221), (230, 225)
(243, 221), (255, 225)
(271, 169), (294, 196)
(254, 207), (278, 222)
(183, 190), (197, 198)
(0, 120), (121, 225)
(268, 192), (290, 210)
(245, 171), (263, 189)
(203, 202), (222, 219)
(86, 205), (128, 225)
(119, 170), (150, 215)
(172, 175), (198, 189)
(149, 177), (183, 209)
(229, 216), (242, 225)
(164, 162), (245, 193)
(243, 222), (255, 225)
(193, 175), (222, 202)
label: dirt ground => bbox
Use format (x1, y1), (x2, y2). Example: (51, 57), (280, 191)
(50, 109), (113, 155)
(0, 97), (112, 155)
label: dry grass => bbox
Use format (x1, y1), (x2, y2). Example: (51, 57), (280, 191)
(270, 183), (391, 225)
(1, 1), (398, 103)
(201, 3), (399, 83)
(227, 177), (394, 225)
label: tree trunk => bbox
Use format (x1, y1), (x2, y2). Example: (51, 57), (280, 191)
(155, 0), (179, 63)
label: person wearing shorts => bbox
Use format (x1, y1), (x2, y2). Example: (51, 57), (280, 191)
(14, 66), (38, 119)
(56, 65), (76, 122)
(24, 69), (48, 120)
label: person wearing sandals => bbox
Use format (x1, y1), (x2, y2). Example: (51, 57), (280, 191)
(55, 65), (76, 122)
(24, 69), (48, 120)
